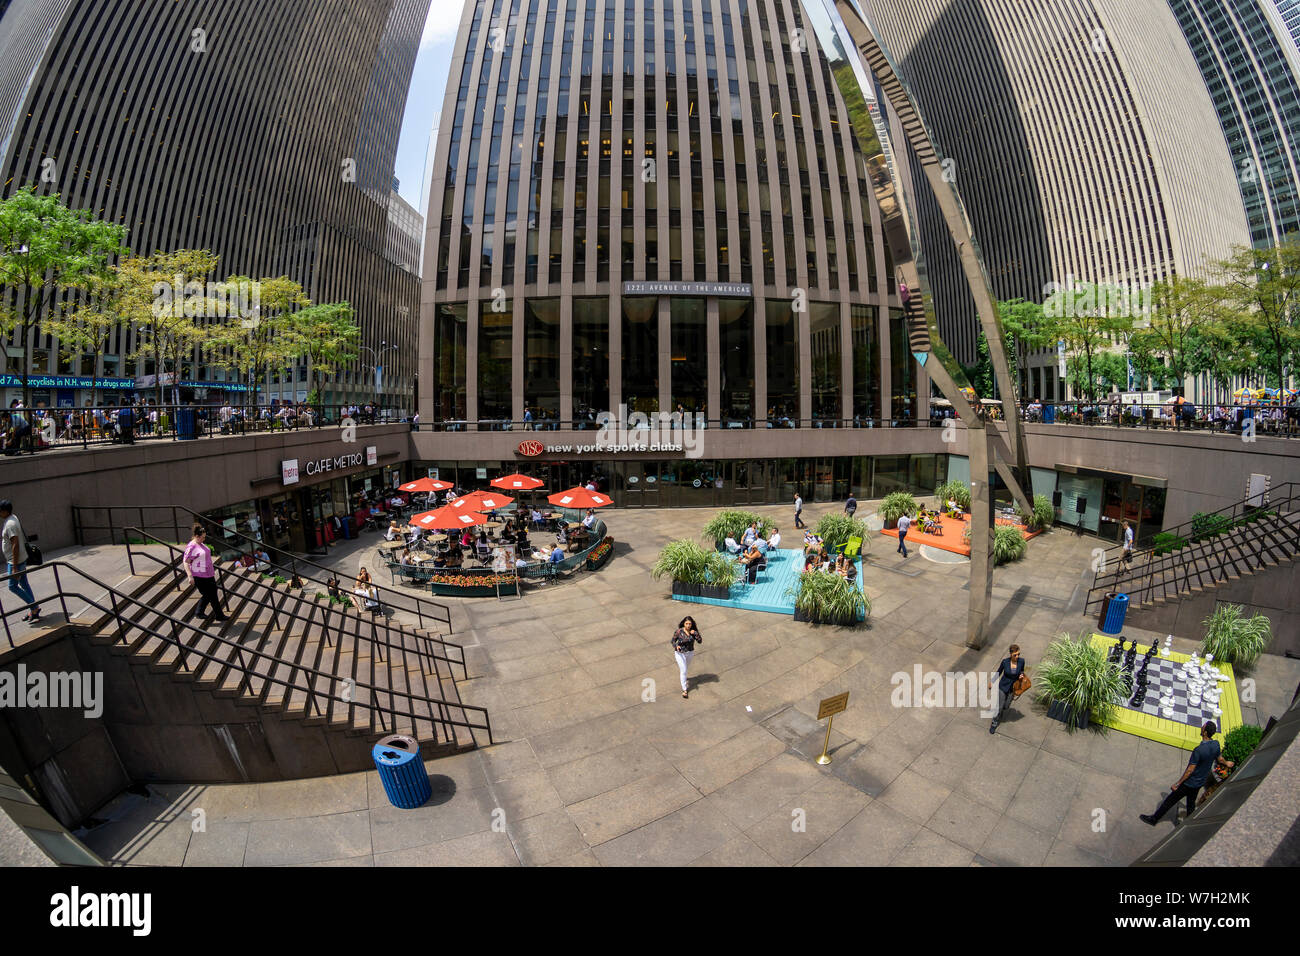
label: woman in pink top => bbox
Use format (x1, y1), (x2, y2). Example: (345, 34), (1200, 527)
(183, 524), (228, 622)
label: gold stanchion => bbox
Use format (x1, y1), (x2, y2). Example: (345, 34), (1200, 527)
(815, 692), (849, 766)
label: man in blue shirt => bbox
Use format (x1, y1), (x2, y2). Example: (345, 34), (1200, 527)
(117, 402), (135, 444)
(844, 492), (857, 517)
(1140, 722), (1221, 826)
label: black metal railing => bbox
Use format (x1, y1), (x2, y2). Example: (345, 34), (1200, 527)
(413, 415), (926, 432)
(70, 504), (454, 636)
(1085, 482), (1300, 612)
(1011, 400), (1299, 437)
(1, 403), (409, 456)
(123, 528), (469, 682)
(0, 559), (491, 747)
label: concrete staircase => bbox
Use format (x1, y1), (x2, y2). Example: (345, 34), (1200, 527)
(84, 558), (488, 754)
(1087, 485), (1300, 616)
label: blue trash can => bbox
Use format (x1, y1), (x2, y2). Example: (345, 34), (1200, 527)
(176, 407), (198, 441)
(1099, 592), (1129, 635)
(340, 516), (353, 540)
(372, 734), (431, 809)
(1042, 404), (1056, 424)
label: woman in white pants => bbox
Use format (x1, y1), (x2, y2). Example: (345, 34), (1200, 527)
(672, 616), (703, 698)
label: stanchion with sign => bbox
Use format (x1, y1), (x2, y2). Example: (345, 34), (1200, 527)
(815, 692), (849, 765)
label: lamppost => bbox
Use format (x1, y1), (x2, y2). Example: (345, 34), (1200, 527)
(359, 341), (397, 418)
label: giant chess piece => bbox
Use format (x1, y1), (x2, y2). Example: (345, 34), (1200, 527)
(1123, 641), (1138, 674)
(1108, 640), (1124, 665)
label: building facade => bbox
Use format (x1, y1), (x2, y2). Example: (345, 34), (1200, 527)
(1172, 0), (1300, 249)
(857, 0), (1253, 399)
(0, 0), (426, 411)
(421, 0), (924, 444)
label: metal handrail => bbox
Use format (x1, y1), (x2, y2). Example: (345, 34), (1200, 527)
(412, 416), (925, 431)
(123, 528), (468, 681)
(1085, 483), (1300, 611)
(0, 560), (492, 746)
(70, 503), (454, 635)
(1091, 481), (1299, 570)
(1, 402), (409, 455)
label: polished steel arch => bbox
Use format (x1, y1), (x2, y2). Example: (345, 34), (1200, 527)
(804, 0), (1032, 648)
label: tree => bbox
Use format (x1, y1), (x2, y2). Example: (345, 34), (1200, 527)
(961, 330), (994, 399)
(1213, 241), (1300, 390)
(998, 298), (1053, 382)
(288, 302), (359, 402)
(42, 271), (127, 407)
(1127, 276), (1213, 393)
(1044, 280), (1137, 401)
(119, 250), (221, 405)
(1065, 350), (1127, 398)
(211, 275), (309, 408)
(0, 186), (127, 410)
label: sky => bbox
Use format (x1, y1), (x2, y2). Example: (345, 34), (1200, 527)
(393, 0), (468, 215)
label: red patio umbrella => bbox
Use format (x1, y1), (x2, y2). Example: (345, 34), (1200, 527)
(409, 505), (489, 530)
(490, 472), (546, 491)
(399, 476), (454, 493)
(547, 487), (613, 509)
(453, 490), (516, 511)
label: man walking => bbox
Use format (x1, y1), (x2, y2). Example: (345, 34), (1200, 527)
(844, 491), (857, 517)
(1, 500), (39, 623)
(895, 511), (911, 558)
(794, 492), (806, 529)
(1141, 722), (1221, 826)
(1121, 520), (1134, 565)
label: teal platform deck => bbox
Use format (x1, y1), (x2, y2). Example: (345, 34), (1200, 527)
(671, 549), (864, 616)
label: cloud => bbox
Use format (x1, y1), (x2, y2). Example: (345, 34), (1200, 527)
(420, 0), (468, 49)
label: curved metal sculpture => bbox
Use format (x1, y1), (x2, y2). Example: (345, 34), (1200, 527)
(804, 0), (1032, 647)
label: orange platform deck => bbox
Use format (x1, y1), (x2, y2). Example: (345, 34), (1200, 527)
(880, 512), (1039, 556)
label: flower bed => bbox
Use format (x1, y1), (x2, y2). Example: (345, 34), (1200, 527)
(429, 572), (518, 597)
(586, 536), (614, 571)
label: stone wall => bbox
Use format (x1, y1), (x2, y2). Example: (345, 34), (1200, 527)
(0, 625), (377, 828)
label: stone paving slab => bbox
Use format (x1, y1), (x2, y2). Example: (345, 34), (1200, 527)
(18, 499), (1299, 866)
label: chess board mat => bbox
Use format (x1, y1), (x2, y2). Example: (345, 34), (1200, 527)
(1088, 635), (1241, 751)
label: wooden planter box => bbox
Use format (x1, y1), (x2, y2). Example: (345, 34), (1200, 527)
(882, 517), (898, 530)
(671, 580), (732, 600)
(1045, 700), (1090, 729)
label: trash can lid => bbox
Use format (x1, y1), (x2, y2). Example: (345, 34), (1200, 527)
(376, 733), (418, 752)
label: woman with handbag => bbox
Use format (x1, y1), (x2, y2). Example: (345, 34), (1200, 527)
(988, 644), (1028, 734)
(672, 616), (703, 699)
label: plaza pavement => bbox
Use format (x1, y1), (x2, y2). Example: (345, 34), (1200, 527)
(7, 499), (1300, 866)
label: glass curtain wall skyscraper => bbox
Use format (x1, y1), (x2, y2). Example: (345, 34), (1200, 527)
(421, 0), (909, 431)
(1171, 0), (1300, 247)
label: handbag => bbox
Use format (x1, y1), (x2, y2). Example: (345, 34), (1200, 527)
(18, 520), (42, 567)
(1012, 672), (1031, 697)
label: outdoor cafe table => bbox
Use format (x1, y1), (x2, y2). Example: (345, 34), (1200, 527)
(379, 540), (405, 550)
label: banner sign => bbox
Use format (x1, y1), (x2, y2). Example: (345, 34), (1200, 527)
(622, 281), (752, 297)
